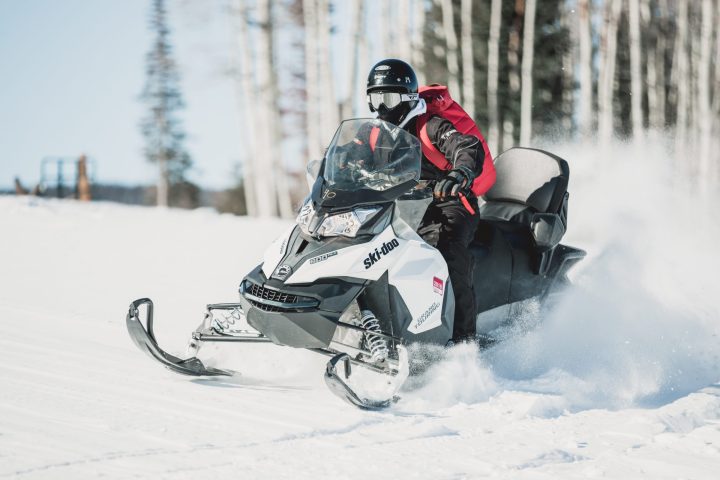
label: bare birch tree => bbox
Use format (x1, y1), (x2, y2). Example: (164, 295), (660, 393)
(411, 0), (427, 85)
(487, 0), (502, 153)
(382, 1), (393, 55)
(303, 0), (322, 164)
(560, 2), (575, 133)
(577, 0), (593, 138)
(341, 0), (361, 119)
(505, 1), (524, 148)
(674, 0), (689, 160)
(440, 0), (461, 98)
(713, 0), (720, 185)
(266, 2), (294, 217)
(697, 0), (714, 192)
(460, 0), (475, 119)
(255, 0), (279, 216)
(598, 0), (621, 143)
(628, 0), (644, 140)
(317, 0), (338, 146)
(232, 0), (257, 216)
(520, 0), (537, 145)
(643, 0), (667, 132)
(397, 0), (412, 62)
(689, 2), (701, 143)
(357, 3), (369, 113)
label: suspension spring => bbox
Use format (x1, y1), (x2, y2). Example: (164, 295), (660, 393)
(360, 310), (388, 362)
(212, 307), (244, 332)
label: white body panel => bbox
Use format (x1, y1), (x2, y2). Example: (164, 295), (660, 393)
(272, 218), (448, 335)
(261, 224), (297, 279)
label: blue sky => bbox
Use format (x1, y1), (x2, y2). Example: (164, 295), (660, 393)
(0, 0), (393, 191)
(0, 0), (248, 190)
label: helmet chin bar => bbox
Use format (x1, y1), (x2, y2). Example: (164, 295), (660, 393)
(397, 98), (427, 128)
(373, 98), (427, 128)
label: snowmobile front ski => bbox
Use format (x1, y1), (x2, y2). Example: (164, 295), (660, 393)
(323, 345), (409, 410)
(126, 298), (234, 377)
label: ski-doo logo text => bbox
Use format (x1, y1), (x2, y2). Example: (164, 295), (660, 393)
(363, 239), (400, 269)
(415, 302), (441, 328)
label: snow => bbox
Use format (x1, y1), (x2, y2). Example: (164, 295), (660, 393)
(1, 141), (719, 478)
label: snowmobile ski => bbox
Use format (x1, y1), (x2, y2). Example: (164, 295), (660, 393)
(126, 298), (233, 377)
(323, 346), (409, 410)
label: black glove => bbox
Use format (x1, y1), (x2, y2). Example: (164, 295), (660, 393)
(433, 166), (476, 200)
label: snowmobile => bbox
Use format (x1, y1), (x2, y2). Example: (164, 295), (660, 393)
(126, 118), (585, 410)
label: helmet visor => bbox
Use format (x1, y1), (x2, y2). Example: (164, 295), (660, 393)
(368, 92), (418, 110)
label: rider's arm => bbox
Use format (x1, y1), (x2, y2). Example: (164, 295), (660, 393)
(425, 115), (486, 177)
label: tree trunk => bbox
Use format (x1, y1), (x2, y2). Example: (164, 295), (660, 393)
(398, 0), (412, 62)
(628, 0), (644, 140)
(520, 0), (537, 145)
(648, 0), (668, 131)
(560, 2), (574, 133)
(317, 0), (338, 147)
(487, 0), (502, 154)
(689, 2), (700, 147)
(383, 1), (393, 56)
(157, 150), (169, 207)
(673, 0), (689, 165)
(715, 0), (720, 117)
(577, 0), (593, 138)
(232, 0), (257, 216)
(266, 2), (293, 218)
(412, 0), (427, 85)
(598, 0), (621, 143)
(640, 0), (654, 126)
(440, 0), (461, 98)
(357, 3), (369, 114)
(460, 0), (475, 118)
(303, 0), (322, 165)
(256, 0), (279, 217)
(713, 0), (720, 186)
(505, 0), (524, 148)
(341, 0), (361, 120)
(697, 0), (714, 193)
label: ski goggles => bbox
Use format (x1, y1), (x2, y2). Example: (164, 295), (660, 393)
(367, 91), (419, 110)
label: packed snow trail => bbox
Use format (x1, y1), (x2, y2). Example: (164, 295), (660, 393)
(1, 140), (719, 478)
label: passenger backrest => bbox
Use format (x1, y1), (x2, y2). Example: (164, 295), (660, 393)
(478, 147), (571, 275)
(484, 147), (569, 215)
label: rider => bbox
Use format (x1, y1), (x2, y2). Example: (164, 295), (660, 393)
(361, 58), (496, 343)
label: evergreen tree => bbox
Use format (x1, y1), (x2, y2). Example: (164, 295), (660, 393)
(140, 0), (196, 208)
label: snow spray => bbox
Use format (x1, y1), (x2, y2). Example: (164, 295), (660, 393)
(405, 136), (720, 413)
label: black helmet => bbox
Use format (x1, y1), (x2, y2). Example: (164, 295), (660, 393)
(366, 59), (419, 125)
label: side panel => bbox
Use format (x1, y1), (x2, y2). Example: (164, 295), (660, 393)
(389, 241), (448, 335)
(389, 216), (450, 337)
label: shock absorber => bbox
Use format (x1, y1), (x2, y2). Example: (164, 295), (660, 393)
(360, 310), (388, 363)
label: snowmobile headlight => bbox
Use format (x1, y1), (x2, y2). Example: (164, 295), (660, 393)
(296, 200), (317, 236)
(317, 207), (381, 238)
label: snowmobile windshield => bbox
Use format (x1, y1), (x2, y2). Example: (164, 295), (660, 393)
(322, 119), (421, 194)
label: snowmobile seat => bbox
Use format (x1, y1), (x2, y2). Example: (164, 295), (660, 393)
(478, 147), (570, 275)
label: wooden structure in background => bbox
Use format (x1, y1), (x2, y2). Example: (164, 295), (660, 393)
(77, 154), (91, 201)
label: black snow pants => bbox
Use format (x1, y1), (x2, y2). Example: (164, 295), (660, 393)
(417, 197), (480, 342)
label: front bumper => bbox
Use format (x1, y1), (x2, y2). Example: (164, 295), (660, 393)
(238, 266), (365, 349)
